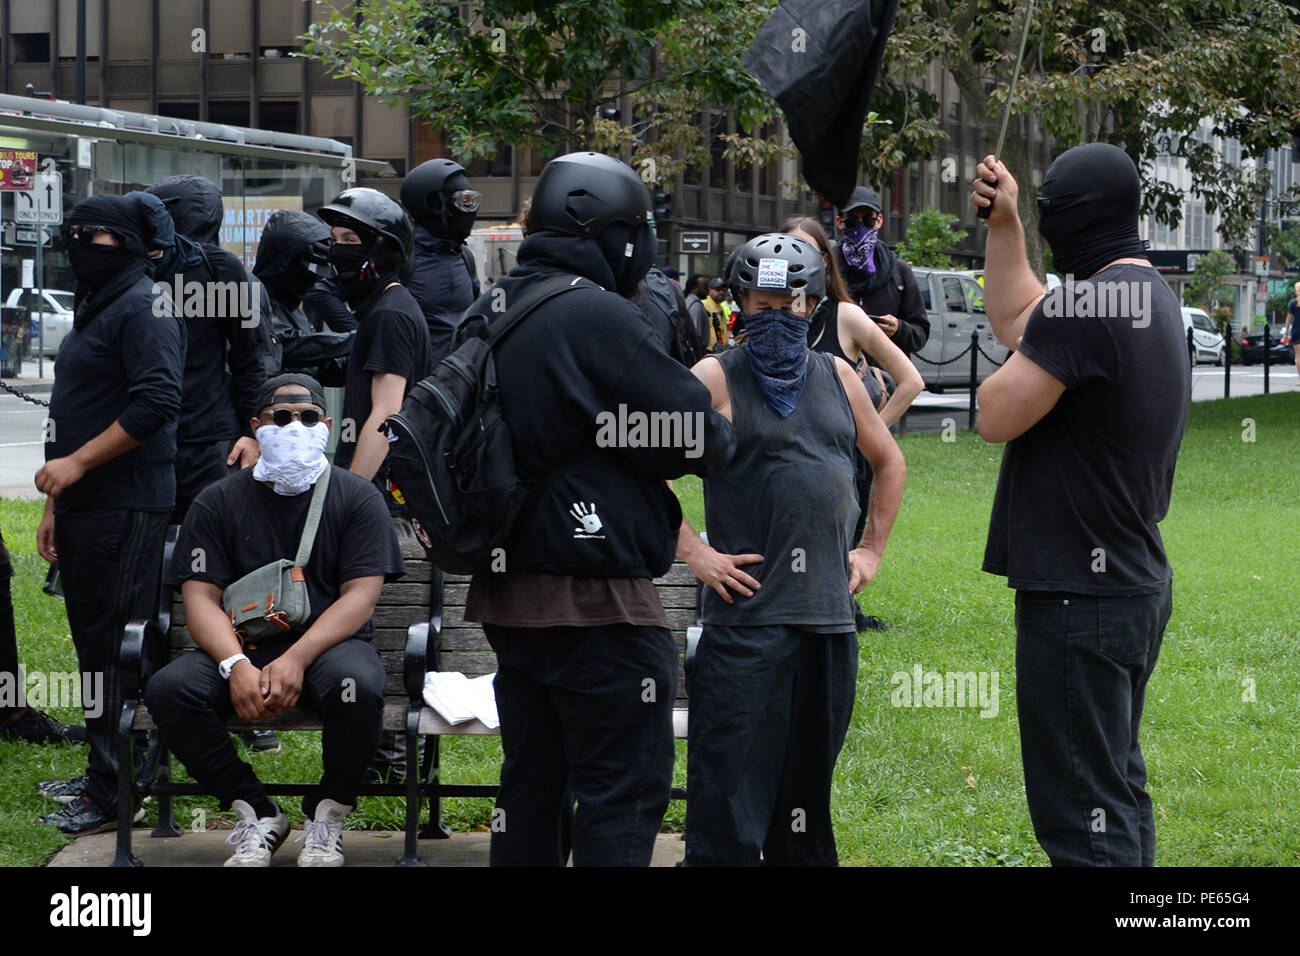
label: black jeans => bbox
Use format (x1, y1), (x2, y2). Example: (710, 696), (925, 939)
(684, 625), (858, 866)
(0, 532), (18, 717)
(485, 623), (677, 867)
(1014, 585), (1173, 866)
(145, 637), (384, 817)
(56, 508), (170, 808)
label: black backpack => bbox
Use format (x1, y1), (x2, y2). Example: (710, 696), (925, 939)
(381, 273), (596, 573)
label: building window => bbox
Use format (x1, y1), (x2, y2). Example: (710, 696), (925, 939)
(10, 33), (51, 63)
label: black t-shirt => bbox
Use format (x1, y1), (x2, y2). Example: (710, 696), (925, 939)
(1287, 298), (1300, 329)
(983, 263), (1190, 594)
(334, 282), (432, 473)
(166, 466), (405, 643)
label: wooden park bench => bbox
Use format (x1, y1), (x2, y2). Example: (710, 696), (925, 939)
(113, 522), (703, 867)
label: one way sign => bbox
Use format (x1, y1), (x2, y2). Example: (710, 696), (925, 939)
(14, 173), (62, 225)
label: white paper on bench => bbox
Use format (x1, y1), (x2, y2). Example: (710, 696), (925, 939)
(422, 671), (500, 730)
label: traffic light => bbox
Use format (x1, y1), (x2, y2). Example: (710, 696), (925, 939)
(653, 188), (672, 225)
(818, 197), (835, 233)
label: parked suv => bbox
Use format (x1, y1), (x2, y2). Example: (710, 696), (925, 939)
(908, 268), (1010, 390)
(4, 288), (74, 357)
(1180, 307), (1225, 365)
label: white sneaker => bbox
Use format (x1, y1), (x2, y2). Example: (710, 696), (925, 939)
(223, 799), (289, 867)
(296, 798), (351, 867)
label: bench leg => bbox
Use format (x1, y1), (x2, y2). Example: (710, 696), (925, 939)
(150, 742), (183, 838)
(419, 734), (452, 839)
(396, 706), (427, 866)
(111, 706), (141, 867)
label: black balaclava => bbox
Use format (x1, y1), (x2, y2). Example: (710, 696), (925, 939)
(425, 171), (477, 243)
(594, 220), (655, 298)
(1036, 143), (1148, 280)
(64, 194), (153, 319)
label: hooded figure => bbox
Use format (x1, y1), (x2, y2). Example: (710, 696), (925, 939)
(1035, 143), (1149, 280)
(399, 159), (483, 362)
(253, 209), (355, 384)
(144, 175), (279, 521)
(62, 194), (157, 321)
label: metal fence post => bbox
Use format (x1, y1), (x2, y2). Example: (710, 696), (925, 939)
(968, 329), (979, 431)
(1264, 323), (1270, 395)
(1224, 320), (1231, 399)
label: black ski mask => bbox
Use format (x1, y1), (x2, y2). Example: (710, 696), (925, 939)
(595, 220), (655, 298)
(425, 172), (478, 243)
(329, 240), (379, 305)
(1036, 143), (1148, 280)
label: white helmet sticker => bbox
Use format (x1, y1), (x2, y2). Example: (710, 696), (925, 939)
(757, 257), (789, 288)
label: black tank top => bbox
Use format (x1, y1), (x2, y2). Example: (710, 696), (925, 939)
(702, 346), (859, 631)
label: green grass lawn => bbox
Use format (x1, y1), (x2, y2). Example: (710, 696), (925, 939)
(2, 393), (1297, 866)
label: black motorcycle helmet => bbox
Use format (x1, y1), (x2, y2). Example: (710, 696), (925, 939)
(401, 158), (465, 222)
(528, 151), (651, 237)
(728, 232), (826, 307)
(318, 187), (414, 271)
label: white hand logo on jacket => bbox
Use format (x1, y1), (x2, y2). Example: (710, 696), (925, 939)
(570, 502), (603, 535)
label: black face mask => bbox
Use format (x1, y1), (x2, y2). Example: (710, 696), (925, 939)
(285, 257), (325, 300)
(1036, 143), (1148, 280)
(68, 243), (141, 291)
(328, 242), (377, 304)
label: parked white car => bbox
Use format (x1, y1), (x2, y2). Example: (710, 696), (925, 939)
(910, 268), (1010, 390)
(4, 288), (74, 356)
(1180, 306), (1225, 365)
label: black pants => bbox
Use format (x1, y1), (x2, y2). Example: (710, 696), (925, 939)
(1014, 586), (1173, 866)
(172, 437), (240, 524)
(0, 532), (18, 717)
(485, 623), (677, 867)
(685, 624), (858, 866)
(145, 637), (385, 818)
(56, 508), (170, 808)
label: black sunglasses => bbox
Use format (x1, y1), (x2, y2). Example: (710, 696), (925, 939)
(63, 224), (123, 243)
(263, 408), (323, 427)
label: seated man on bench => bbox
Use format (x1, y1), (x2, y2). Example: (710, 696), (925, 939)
(144, 373), (405, 867)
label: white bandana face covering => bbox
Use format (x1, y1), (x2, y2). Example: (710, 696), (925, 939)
(252, 420), (329, 495)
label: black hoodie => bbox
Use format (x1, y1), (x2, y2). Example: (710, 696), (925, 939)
(252, 210), (355, 382)
(460, 232), (736, 578)
(835, 241), (931, 356)
(401, 222), (480, 364)
(146, 176), (278, 441)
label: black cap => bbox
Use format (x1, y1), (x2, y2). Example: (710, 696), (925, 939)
(840, 186), (881, 215)
(255, 373), (327, 415)
(707, 277), (726, 289)
(662, 266), (681, 279)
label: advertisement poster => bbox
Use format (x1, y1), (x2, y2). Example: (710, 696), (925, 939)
(220, 194), (304, 269)
(0, 149), (36, 190)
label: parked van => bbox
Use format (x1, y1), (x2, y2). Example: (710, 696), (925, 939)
(909, 268), (1010, 390)
(1180, 307), (1225, 365)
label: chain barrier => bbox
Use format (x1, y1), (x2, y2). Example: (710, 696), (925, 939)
(0, 379), (51, 408)
(910, 343), (973, 366)
(976, 342), (1007, 367)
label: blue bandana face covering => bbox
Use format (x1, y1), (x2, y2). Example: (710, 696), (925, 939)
(743, 308), (812, 418)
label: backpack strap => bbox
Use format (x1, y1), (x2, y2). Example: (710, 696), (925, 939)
(293, 465), (332, 567)
(482, 274), (600, 350)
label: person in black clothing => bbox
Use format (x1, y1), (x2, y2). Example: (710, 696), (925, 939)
(0, 530), (87, 745)
(253, 209), (355, 384)
(301, 274), (359, 335)
(34, 194), (186, 835)
(144, 174), (278, 522)
(400, 158), (483, 363)
(320, 188), (430, 782)
(145, 374), (405, 866)
(674, 233), (905, 866)
(460, 151), (735, 866)
(631, 263), (703, 366)
(972, 144), (1190, 865)
(834, 186), (930, 358)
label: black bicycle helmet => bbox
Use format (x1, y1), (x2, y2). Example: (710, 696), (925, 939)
(318, 187), (414, 270)
(528, 151), (651, 237)
(727, 232), (826, 303)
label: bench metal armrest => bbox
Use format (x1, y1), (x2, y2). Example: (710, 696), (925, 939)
(404, 622), (430, 700)
(119, 619), (161, 701)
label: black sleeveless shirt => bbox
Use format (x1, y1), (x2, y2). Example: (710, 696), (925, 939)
(702, 346), (859, 631)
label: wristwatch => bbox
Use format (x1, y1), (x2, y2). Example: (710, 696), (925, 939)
(218, 653), (250, 680)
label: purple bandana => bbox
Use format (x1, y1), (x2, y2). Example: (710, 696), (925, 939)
(842, 224), (879, 275)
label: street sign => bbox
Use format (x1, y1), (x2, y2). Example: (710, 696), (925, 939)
(2, 222), (52, 247)
(679, 231), (712, 255)
(14, 173), (62, 224)
(0, 149), (36, 190)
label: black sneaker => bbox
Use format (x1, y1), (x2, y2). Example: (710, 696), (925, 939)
(854, 607), (891, 633)
(38, 794), (143, 835)
(37, 774), (89, 804)
(0, 708), (88, 745)
(238, 730), (282, 753)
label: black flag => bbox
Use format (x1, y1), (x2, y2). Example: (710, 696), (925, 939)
(744, 0), (900, 209)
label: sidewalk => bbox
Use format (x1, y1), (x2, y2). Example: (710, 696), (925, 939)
(49, 828), (687, 867)
(1, 356), (56, 396)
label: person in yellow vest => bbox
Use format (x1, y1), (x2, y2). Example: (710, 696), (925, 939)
(701, 277), (737, 346)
